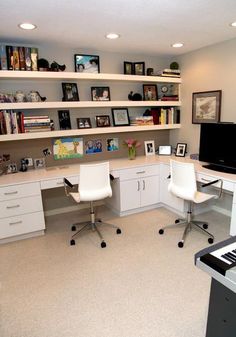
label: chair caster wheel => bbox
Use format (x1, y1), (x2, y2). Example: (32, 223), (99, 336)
(175, 219), (180, 224)
(208, 238), (214, 244)
(70, 239), (75, 246)
(203, 224), (208, 229)
(71, 225), (76, 231)
(178, 241), (184, 248)
(101, 241), (106, 248)
(159, 229), (164, 235)
(116, 228), (121, 234)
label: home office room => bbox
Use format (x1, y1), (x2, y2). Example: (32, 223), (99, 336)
(1, 1), (236, 337)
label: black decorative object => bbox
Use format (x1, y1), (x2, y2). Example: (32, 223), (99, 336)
(51, 61), (66, 72)
(147, 68), (154, 76)
(38, 58), (50, 71)
(128, 91), (142, 101)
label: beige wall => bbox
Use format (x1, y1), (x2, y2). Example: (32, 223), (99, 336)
(170, 37), (236, 154)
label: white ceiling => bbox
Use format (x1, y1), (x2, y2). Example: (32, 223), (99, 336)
(1, 0), (236, 57)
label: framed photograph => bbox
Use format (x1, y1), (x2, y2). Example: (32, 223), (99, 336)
(74, 54), (100, 73)
(143, 84), (158, 101)
(6, 163), (18, 174)
(106, 138), (119, 152)
(158, 145), (172, 155)
(192, 90), (222, 124)
(124, 62), (133, 75)
(175, 143), (187, 157)
(95, 115), (110, 127)
(58, 110), (71, 130)
(134, 62), (145, 75)
(62, 83), (79, 101)
(77, 117), (92, 129)
(85, 139), (102, 154)
(34, 158), (46, 169)
(144, 140), (155, 156)
(91, 87), (110, 101)
(112, 108), (130, 126)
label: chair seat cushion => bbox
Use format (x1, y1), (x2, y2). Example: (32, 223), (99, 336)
(70, 192), (80, 203)
(193, 191), (217, 204)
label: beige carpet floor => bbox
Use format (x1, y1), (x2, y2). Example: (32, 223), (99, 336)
(0, 206), (230, 337)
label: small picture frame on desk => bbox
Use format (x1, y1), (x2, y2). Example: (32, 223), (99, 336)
(175, 143), (187, 157)
(144, 140), (155, 156)
(6, 163), (18, 174)
(34, 158), (46, 169)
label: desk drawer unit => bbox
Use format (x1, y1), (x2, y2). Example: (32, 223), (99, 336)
(119, 165), (159, 181)
(0, 182), (41, 201)
(1, 195), (43, 218)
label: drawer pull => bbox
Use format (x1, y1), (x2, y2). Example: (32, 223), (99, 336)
(136, 171), (145, 174)
(4, 191), (18, 195)
(9, 220), (22, 226)
(143, 180), (145, 190)
(6, 205), (20, 209)
(137, 181), (140, 191)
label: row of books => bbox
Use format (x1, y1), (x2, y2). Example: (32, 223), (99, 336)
(151, 108), (180, 125)
(0, 45), (38, 71)
(0, 111), (51, 134)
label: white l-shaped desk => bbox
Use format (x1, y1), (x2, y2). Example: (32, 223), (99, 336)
(0, 155), (236, 243)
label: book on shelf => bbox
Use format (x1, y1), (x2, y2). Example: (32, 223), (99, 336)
(150, 108), (180, 125)
(12, 46), (20, 70)
(24, 47), (32, 71)
(0, 45), (8, 70)
(161, 95), (179, 101)
(31, 47), (38, 71)
(6, 46), (13, 70)
(18, 46), (26, 70)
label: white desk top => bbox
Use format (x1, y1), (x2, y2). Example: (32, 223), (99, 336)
(1, 155), (236, 188)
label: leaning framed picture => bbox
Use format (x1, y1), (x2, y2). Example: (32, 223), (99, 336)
(112, 108), (130, 126)
(134, 62), (145, 75)
(91, 87), (110, 101)
(144, 140), (155, 156)
(143, 84), (158, 101)
(192, 90), (222, 124)
(95, 115), (110, 127)
(62, 83), (79, 101)
(175, 143), (187, 157)
(77, 117), (92, 129)
(124, 61), (133, 75)
(74, 54), (100, 73)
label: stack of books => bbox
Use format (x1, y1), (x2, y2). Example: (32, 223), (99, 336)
(0, 110), (24, 134)
(0, 45), (38, 71)
(161, 68), (181, 78)
(23, 115), (51, 133)
(130, 116), (154, 126)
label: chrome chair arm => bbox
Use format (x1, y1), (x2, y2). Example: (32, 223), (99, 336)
(201, 178), (223, 199)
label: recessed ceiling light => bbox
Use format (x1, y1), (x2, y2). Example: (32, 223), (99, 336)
(230, 21), (236, 27)
(18, 23), (37, 30)
(171, 43), (184, 48)
(105, 33), (120, 39)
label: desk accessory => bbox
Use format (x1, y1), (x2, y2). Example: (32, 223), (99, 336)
(158, 145), (172, 155)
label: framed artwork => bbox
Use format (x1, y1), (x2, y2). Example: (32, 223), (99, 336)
(112, 108), (130, 126)
(158, 145), (172, 155)
(91, 86), (110, 101)
(134, 62), (145, 75)
(85, 139), (102, 154)
(106, 138), (119, 152)
(74, 54), (100, 73)
(175, 143), (187, 157)
(58, 110), (71, 130)
(143, 84), (158, 101)
(192, 90), (222, 124)
(77, 117), (92, 129)
(62, 83), (79, 101)
(124, 62), (133, 75)
(34, 158), (45, 169)
(6, 163), (18, 174)
(95, 115), (110, 127)
(144, 140), (155, 156)
(53, 138), (83, 160)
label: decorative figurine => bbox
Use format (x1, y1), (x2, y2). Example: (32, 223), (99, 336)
(128, 91), (142, 101)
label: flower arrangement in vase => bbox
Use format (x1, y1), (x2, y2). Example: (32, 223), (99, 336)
(123, 139), (141, 160)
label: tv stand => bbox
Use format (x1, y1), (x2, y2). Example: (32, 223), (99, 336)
(202, 164), (236, 175)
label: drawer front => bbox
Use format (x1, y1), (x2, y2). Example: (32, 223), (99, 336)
(40, 176), (78, 190)
(197, 173), (234, 192)
(0, 195), (43, 218)
(119, 165), (159, 181)
(0, 211), (45, 239)
(0, 182), (41, 201)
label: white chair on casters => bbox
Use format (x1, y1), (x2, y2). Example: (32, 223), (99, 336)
(159, 160), (222, 248)
(64, 161), (121, 248)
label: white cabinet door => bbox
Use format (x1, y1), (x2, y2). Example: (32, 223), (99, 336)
(120, 179), (140, 211)
(160, 163), (184, 212)
(141, 175), (160, 207)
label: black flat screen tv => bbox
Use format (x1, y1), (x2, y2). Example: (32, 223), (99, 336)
(199, 123), (236, 174)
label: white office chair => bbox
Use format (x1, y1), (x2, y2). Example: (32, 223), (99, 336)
(64, 161), (121, 248)
(159, 160), (222, 248)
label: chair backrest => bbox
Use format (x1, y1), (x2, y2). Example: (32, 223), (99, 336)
(79, 161), (112, 201)
(168, 160), (197, 201)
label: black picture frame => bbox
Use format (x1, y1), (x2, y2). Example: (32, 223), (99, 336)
(143, 84), (158, 101)
(175, 143), (187, 157)
(77, 117), (92, 129)
(62, 83), (79, 101)
(192, 90), (222, 124)
(58, 110), (71, 130)
(91, 87), (110, 101)
(134, 62), (145, 75)
(95, 115), (111, 127)
(74, 54), (100, 73)
(112, 108), (130, 126)
(124, 62), (133, 75)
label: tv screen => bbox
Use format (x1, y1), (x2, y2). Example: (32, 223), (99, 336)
(199, 123), (236, 174)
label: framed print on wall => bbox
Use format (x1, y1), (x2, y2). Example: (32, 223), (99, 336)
(74, 54), (100, 73)
(112, 108), (130, 126)
(192, 90), (222, 124)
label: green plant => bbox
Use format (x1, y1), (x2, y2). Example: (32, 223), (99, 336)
(170, 62), (179, 70)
